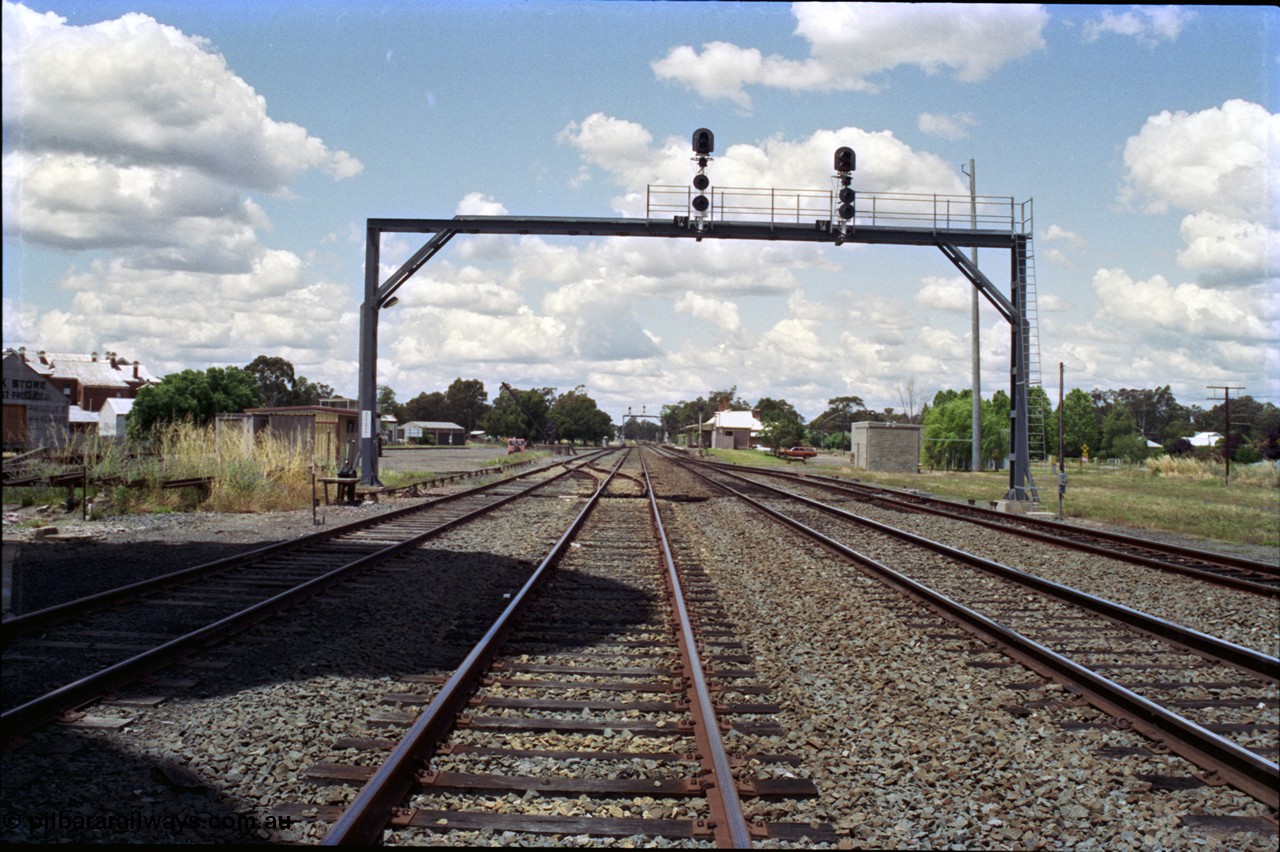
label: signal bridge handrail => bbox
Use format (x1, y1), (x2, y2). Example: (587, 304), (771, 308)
(647, 184), (1032, 235)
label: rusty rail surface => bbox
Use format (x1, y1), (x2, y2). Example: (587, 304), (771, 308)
(640, 450), (754, 847)
(2, 452), (600, 641)
(676, 452), (1280, 596)
(320, 452), (629, 844)
(319, 448), (820, 846)
(674, 454), (1279, 811)
(1, 454), (603, 744)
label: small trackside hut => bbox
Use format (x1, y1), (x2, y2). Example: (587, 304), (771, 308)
(851, 421), (922, 473)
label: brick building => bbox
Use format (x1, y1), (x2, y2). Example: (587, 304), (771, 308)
(9, 349), (159, 413)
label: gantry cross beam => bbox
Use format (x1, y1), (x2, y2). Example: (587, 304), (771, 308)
(359, 213), (1038, 502)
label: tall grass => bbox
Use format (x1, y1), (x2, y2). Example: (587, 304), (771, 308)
(1144, 455), (1279, 487)
(772, 455), (1278, 549)
(17, 422), (317, 514)
(155, 422), (314, 512)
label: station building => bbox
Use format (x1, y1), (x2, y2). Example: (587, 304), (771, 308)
(685, 407), (763, 450)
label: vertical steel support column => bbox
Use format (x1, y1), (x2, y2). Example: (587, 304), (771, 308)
(1006, 236), (1035, 502)
(358, 225), (381, 486)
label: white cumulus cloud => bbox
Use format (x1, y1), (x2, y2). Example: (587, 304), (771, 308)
(1120, 99), (1278, 287)
(1, 0), (365, 387)
(1082, 6), (1193, 45)
(652, 3), (1048, 108)
(917, 112), (978, 141)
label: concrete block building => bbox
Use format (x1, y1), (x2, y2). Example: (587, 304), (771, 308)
(851, 421), (922, 473)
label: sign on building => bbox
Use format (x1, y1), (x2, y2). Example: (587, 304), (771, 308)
(3, 351), (69, 449)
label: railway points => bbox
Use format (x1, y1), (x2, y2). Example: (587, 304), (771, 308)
(2, 446), (1275, 846)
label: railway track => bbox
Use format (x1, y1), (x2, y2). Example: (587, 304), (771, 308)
(661, 451), (1279, 810)
(1, 451), (606, 743)
(269, 448), (832, 846)
(2, 445), (1274, 846)
(676, 452), (1280, 596)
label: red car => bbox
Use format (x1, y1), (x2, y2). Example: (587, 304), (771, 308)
(778, 446), (818, 460)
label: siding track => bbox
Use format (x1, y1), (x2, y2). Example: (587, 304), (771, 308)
(660, 449), (1279, 810)
(681, 453), (1279, 595)
(1, 452), (606, 742)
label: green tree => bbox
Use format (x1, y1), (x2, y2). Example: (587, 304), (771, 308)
(482, 385), (555, 441)
(922, 390), (973, 470)
(443, 378), (489, 433)
(981, 390), (1010, 469)
(808, 395), (868, 451)
(244, 355), (296, 406)
(754, 397), (801, 427)
(377, 385), (403, 422)
(755, 398), (805, 453)
(244, 354), (335, 406)
(1061, 388), (1096, 459)
(1099, 403), (1139, 459)
(920, 390), (1014, 470)
(1109, 433), (1150, 463)
(661, 396), (712, 446)
(129, 366), (262, 436)
(403, 391), (447, 423)
(551, 386), (613, 445)
(291, 375), (335, 406)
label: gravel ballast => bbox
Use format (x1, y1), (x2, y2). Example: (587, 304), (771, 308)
(2, 450), (1276, 847)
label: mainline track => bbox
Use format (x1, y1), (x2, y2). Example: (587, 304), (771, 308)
(664, 451), (1279, 810)
(679, 452), (1280, 596)
(296, 448), (831, 846)
(1, 451), (606, 743)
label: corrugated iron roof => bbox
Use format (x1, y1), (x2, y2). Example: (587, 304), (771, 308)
(22, 350), (158, 388)
(702, 410), (763, 431)
(67, 404), (99, 423)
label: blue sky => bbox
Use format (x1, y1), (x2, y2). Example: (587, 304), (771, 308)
(3, 2), (1276, 427)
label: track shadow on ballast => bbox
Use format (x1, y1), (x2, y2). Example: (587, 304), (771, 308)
(1, 535), (659, 844)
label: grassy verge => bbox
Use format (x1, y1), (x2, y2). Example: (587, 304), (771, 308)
(11, 423), (316, 515)
(707, 449), (1279, 549)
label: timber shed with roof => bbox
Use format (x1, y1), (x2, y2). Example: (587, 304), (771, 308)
(217, 405), (361, 470)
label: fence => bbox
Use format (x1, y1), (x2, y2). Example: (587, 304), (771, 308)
(647, 185), (1032, 234)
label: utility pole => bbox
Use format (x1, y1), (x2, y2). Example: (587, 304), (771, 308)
(1057, 363), (1066, 520)
(963, 159), (981, 472)
(1207, 385), (1244, 485)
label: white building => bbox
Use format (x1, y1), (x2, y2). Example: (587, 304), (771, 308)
(1189, 431), (1223, 447)
(99, 397), (136, 438)
(694, 409), (763, 450)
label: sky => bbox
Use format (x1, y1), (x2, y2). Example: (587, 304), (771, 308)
(2, 2), (1276, 428)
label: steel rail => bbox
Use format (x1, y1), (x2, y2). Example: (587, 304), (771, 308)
(640, 450), (754, 848)
(1, 451), (603, 643)
(677, 459), (1280, 810)
(321, 451), (629, 845)
(702, 463), (1278, 682)
(676, 452), (1280, 595)
(1, 460), (590, 745)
